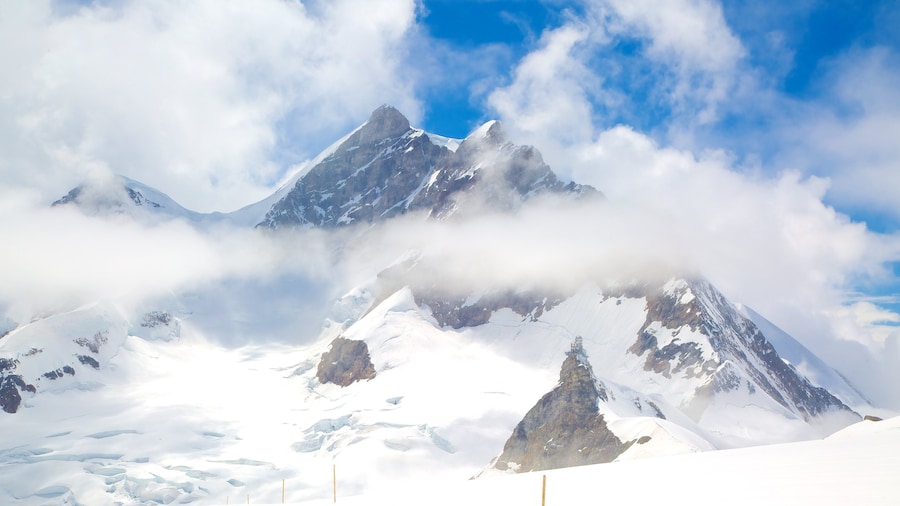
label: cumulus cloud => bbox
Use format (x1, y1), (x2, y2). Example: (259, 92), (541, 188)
(488, 23), (600, 148)
(486, 0), (748, 153)
(0, 0), (421, 213)
(779, 47), (900, 226)
(595, 0), (745, 124)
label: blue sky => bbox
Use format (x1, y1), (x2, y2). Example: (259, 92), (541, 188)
(0, 0), (898, 363)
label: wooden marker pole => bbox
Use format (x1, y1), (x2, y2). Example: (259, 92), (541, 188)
(541, 474), (547, 506)
(333, 464), (337, 503)
(282, 479), (285, 504)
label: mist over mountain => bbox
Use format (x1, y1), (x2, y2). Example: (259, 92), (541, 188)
(0, 106), (893, 504)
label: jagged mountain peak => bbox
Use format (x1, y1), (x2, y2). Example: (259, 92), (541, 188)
(356, 104), (412, 146)
(257, 105), (597, 229)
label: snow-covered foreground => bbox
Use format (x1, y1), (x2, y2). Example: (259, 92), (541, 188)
(3, 305), (898, 506)
(293, 416), (900, 506)
(0, 286), (894, 505)
(0, 299), (557, 505)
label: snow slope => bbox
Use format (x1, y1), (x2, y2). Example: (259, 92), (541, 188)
(0, 289), (577, 504)
(740, 303), (870, 411)
(292, 416), (900, 506)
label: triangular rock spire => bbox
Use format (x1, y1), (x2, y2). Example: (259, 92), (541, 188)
(489, 337), (628, 472)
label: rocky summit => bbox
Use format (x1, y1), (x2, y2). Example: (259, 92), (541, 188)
(257, 105), (598, 229)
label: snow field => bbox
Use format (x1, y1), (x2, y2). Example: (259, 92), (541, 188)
(290, 416), (900, 506)
(1, 279), (892, 504)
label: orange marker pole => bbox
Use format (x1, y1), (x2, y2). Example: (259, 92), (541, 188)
(542, 474), (547, 506)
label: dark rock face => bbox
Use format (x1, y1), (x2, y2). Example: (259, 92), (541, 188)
(689, 280), (856, 420)
(628, 279), (857, 421)
(491, 339), (627, 472)
(0, 358), (35, 414)
(316, 337), (376, 387)
(628, 287), (716, 379)
(77, 355), (100, 369)
(42, 366), (76, 380)
(258, 106), (598, 229)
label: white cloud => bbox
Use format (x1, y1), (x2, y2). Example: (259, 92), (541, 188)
(488, 23), (599, 148)
(568, 126), (880, 328)
(0, 0), (421, 213)
(0, 184), (348, 345)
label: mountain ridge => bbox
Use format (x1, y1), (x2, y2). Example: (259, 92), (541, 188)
(50, 105), (598, 229)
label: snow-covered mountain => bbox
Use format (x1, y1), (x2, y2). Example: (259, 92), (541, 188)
(0, 106), (887, 504)
(50, 174), (278, 227)
(52, 175), (207, 224)
(331, 271), (861, 455)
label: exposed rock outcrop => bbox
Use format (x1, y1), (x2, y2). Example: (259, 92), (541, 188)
(0, 358), (35, 414)
(316, 337), (376, 387)
(490, 338), (628, 472)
